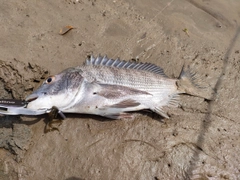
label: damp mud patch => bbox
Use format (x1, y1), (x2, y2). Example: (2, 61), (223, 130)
(0, 59), (49, 99)
(0, 59), (48, 161)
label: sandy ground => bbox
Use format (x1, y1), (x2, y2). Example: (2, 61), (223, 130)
(0, 0), (240, 179)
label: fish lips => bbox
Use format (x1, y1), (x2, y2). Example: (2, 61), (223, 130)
(25, 94), (38, 102)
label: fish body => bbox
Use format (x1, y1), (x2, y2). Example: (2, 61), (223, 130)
(26, 56), (210, 119)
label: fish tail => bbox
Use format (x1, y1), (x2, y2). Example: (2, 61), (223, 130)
(176, 66), (214, 100)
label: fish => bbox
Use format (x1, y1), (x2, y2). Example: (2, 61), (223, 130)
(25, 55), (213, 119)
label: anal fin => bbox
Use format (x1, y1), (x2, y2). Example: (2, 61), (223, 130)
(153, 107), (169, 119)
(168, 94), (179, 107)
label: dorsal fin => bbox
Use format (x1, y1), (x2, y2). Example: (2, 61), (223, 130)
(85, 55), (167, 76)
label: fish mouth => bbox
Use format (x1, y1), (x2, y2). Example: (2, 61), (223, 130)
(25, 94), (39, 102)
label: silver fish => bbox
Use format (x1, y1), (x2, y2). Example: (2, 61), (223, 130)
(25, 55), (212, 119)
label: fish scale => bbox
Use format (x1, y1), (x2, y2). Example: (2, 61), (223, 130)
(81, 65), (169, 89)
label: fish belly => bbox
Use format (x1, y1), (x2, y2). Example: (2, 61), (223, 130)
(62, 80), (178, 119)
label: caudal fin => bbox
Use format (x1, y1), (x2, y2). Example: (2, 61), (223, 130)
(176, 66), (214, 100)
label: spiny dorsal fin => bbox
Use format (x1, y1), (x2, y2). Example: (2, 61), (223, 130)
(85, 55), (167, 76)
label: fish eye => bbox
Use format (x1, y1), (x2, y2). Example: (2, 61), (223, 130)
(45, 76), (55, 84)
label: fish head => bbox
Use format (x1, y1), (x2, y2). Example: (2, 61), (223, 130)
(25, 68), (84, 111)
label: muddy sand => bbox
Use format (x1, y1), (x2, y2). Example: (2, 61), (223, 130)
(0, 0), (240, 179)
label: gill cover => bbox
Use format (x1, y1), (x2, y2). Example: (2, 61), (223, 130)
(26, 67), (84, 110)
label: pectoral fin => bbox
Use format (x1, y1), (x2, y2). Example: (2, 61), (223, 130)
(99, 99), (141, 111)
(95, 84), (151, 99)
(110, 99), (140, 108)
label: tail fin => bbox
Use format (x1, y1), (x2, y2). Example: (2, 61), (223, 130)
(176, 66), (214, 100)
